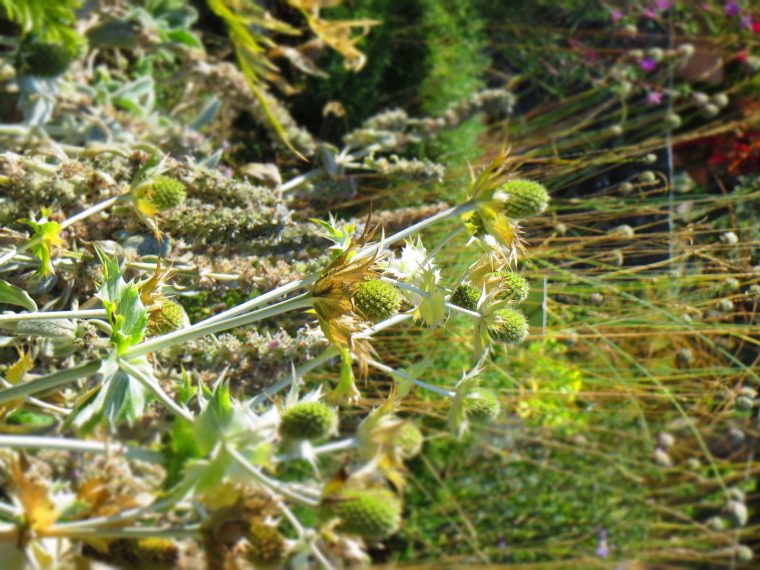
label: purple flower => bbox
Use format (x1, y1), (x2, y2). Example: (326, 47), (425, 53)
(740, 14), (752, 29)
(642, 8), (657, 18)
(639, 57), (657, 72)
(611, 8), (623, 22)
(646, 91), (663, 105)
(724, 1), (741, 16)
(653, 0), (672, 10)
(596, 529), (609, 559)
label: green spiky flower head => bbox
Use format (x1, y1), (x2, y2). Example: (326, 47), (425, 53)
(279, 401), (338, 441)
(146, 299), (189, 336)
(489, 308), (529, 344)
(496, 179), (549, 220)
(450, 283), (480, 311)
(464, 387), (500, 422)
(352, 279), (401, 322)
(492, 271), (529, 303)
(397, 421), (423, 458)
(246, 521), (286, 566)
(133, 176), (187, 216)
(18, 41), (74, 77)
(321, 488), (402, 539)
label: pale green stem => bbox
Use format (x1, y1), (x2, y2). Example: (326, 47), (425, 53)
(0, 378), (70, 415)
(60, 194), (126, 230)
(124, 294), (314, 358)
(0, 502), (19, 520)
(0, 360), (100, 405)
(226, 446), (319, 507)
(46, 526), (200, 540)
(0, 309), (106, 323)
(118, 358), (194, 422)
(368, 359), (455, 397)
(0, 435), (162, 464)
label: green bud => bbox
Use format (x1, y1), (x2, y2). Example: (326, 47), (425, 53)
(450, 283), (480, 311)
(492, 271), (529, 303)
(146, 299), (189, 336)
(489, 308), (528, 344)
(463, 387), (500, 422)
(134, 176), (187, 214)
(19, 41), (73, 77)
(497, 179), (549, 219)
(353, 279), (401, 322)
(397, 421), (423, 458)
(321, 488), (402, 539)
(279, 401), (338, 441)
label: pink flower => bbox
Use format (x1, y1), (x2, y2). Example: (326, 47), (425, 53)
(639, 57), (657, 72)
(739, 14), (752, 29)
(610, 8), (623, 22)
(653, 0), (672, 10)
(646, 91), (663, 105)
(642, 8), (657, 19)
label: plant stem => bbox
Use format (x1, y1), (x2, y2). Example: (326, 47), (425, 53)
(368, 359), (455, 397)
(125, 294), (314, 358)
(0, 360), (100, 405)
(60, 195), (126, 230)
(380, 276), (481, 319)
(44, 525), (200, 540)
(0, 435), (162, 464)
(0, 309), (107, 323)
(118, 358), (194, 422)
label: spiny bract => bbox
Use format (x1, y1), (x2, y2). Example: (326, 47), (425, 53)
(246, 521), (286, 566)
(279, 401), (338, 441)
(352, 279), (401, 322)
(498, 179), (549, 219)
(146, 299), (189, 336)
(493, 271), (529, 303)
(464, 387), (501, 422)
(135, 176), (187, 214)
(450, 283), (480, 311)
(321, 488), (402, 539)
(19, 41), (73, 77)
(489, 308), (529, 344)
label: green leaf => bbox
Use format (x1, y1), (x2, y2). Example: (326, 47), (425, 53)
(193, 382), (233, 456)
(0, 279), (37, 312)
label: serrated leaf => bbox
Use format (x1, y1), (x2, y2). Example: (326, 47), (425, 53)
(0, 279), (37, 312)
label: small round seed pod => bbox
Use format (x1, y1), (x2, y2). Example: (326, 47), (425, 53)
(18, 41), (73, 77)
(702, 104), (719, 118)
(656, 432), (675, 449)
(279, 401), (338, 441)
(619, 181), (635, 194)
(492, 271), (530, 303)
(653, 448), (672, 468)
(146, 299), (189, 336)
(134, 176), (187, 214)
(712, 93), (729, 108)
(489, 309), (528, 344)
(497, 179), (549, 219)
(590, 292), (605, 305)
(321, 488), (402, 539)
(638, 171), (656, 183)
(677, 43), (695, 58)
(246, 522), (286, 566)
(647, 47), (664, 62)
(706, 516), (725, 531)
(352, 280), (401, 322)
(675, 348), (693, 367)
(726, 500), (748, 527)
(608, 124), (624, 136)
(723, 277), (740, 291)
(692, 92), (710, 106)
(463, 388), (500, 422)
(716, 299), (734, 313)
(665, 113), (682, 129)
(397, 421), (423, 458)
(450, 283), (480, 311)
(735, 545), (754, 563)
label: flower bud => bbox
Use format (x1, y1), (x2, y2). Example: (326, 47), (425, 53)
(492, 271), (530, 303)
(489, 308), (528, 344)
(496, 179), (549, 220)
(463, 387), (500, 422)
(279, 401), (338, 441)
(450, 283), (480, 311)
(133, 176), (187, 215)
(321, 488), (402, 539)
(352, 279), (401, 322)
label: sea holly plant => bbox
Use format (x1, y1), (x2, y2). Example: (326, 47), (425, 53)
(0, 147), (550, 567)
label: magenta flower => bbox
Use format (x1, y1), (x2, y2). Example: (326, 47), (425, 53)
(653, 0), (672, 10)
(610, 8), (623, 22)
(724, 1), (741, 16)
(646, 91), (663, 105)
(642, 8), (657, 18)
(740, 14), (752, 29)
(639, 57), (657, 72)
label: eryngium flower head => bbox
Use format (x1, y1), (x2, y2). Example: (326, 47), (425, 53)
(134, 176), (187, 215)
(496, 179), (549, 219)
(352, 279), (401, 322)
(492, 271), (529, 302)
(397, 421), (423, 458)
(279, 401), (338, 441)
(321, 488), (402, 539)
(108, 537), (179, 566)
(488, 308), (529, 344)
(246, 521), (286, 566)
(463, 387), (500, 422)
(450, 283), (480, 311)
(19, 41), (73, 77)
(146, 299), (189, 336)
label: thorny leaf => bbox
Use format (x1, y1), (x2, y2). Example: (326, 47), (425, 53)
(18, 212), (64, 279)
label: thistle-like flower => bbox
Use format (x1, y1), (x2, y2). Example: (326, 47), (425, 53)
(132, 175), (187, 216)
(450, 283), (481, 311)
(489, 308), (529, 344)
(491, 271), (530, 303)
(279, 401), (338, 441)
(463, 387), (501, 422)
(494, 179), (549, 220)
(352, 279), (401, 322)
(245, 521), (287, 565)
(320, 487), (402, 539)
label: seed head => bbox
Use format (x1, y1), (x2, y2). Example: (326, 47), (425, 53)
(492, 271), (529, 303)
(279, 401), (338, 441)
(321, 488), (402, 539)
(496, 179), (549, 219)
(463, 388), (500, 422)
(19, 41), (73, 77)
(246, 522), (286, 566)
(397, 421), (423, 458)
(450, 283), (480, 311)
(488, 308), (528, 344)
(352, 279), (401, 322)
(146, 299), (189, 336)
(134, 176), (187, 215)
